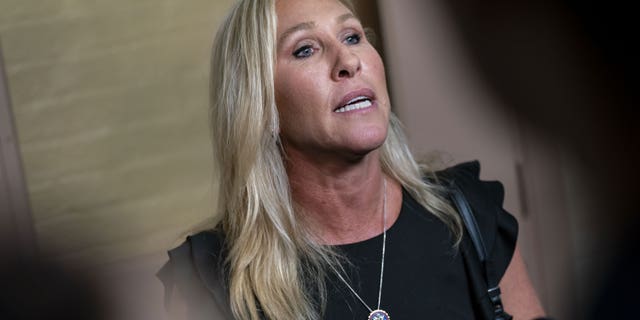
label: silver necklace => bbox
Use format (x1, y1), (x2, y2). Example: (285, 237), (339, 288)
(334, 178), (390, 320)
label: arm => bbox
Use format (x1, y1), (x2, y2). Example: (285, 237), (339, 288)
(500, 245), (546, 319)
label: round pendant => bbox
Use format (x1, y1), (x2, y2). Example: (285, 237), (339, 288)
(368, 309), (390, 320)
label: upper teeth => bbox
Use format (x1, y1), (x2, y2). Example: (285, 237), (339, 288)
(335, 97), (372, 113)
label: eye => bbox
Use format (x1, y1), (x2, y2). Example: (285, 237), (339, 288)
(344, 33), (361, 45)
(293, 45), (315, 58)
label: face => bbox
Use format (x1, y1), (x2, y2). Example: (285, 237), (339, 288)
(275, 0), (391, 160)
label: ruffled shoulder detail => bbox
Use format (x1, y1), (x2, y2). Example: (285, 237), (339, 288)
(439, 160), (518, 282)
(157, 230), (233, 319)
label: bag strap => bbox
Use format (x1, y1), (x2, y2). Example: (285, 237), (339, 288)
(450, 181), (513, 320)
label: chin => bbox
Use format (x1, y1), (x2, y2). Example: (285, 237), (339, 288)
(346, 129), (388, 155)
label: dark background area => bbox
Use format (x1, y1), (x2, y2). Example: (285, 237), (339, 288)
(442, 1), (638, 318)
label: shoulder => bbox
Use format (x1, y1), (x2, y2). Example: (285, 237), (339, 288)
(167, 230), (226, 264)
(437, 160), (510, 228)
(438, 160), (504, 204)
(157, 229), (232, 318)
(162, 229), (227, 292)
(438, 160), (519, 279)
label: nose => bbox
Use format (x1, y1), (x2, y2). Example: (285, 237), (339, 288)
(331, 45), (361, 81)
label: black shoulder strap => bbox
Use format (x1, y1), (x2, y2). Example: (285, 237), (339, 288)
(450, 181), (513, 320)
(451, 181), (489, 262)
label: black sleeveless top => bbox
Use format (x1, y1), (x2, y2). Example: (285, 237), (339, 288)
(158, 161), (518, 319)
(326, 187), (472, 319)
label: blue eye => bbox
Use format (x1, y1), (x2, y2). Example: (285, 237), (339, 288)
(345, 33), (361, 45)
(293, 45), (314, 58)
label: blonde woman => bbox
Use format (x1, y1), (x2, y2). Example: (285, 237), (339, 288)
(158, 0), (546, 319)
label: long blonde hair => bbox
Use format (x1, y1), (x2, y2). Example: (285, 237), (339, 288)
(209, 0), (462, 319)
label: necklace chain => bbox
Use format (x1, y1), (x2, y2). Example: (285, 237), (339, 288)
(334, 178), (387, 313)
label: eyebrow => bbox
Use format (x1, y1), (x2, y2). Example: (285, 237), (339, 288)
(278, 21), (317, 46)
(277, 13), (359, 48)
(337, 13), (356, 24)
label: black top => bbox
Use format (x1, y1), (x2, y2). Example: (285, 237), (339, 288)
(157, 161), (518, 320)
(325, 187), (473, 319)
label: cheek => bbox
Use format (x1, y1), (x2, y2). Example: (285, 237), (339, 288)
(369, 53), (387, 84)
(275, 68), (314, 135)
(275, 65), (325, 113)
(275, 68), (299, 118)
(276, 80), (304, 118)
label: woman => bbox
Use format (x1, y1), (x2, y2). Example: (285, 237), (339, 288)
(159, 0), (546, 319)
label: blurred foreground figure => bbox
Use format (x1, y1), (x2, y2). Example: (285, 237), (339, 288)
(443, 1), (638, 318)
(0, 249), (105, 320)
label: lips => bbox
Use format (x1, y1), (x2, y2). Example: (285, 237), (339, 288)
(334, 88), (376, 113)
(335, 98), (372, 113)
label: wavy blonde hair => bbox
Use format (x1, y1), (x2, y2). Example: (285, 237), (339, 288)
(209, 0), (462, 319)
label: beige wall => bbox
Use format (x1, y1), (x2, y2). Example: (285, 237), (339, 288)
(1, 2), (240, 318)
(0, 0), (233, 267)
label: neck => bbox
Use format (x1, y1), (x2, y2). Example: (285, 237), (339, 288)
(285, 148), (401, 245)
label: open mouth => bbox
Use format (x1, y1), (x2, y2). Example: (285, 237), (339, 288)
(334, 96), (373, 113)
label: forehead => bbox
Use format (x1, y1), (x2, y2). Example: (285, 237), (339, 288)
(275, 0), (353, 30)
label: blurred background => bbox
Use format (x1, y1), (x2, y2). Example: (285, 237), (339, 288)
(1, 0), (636, 319)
